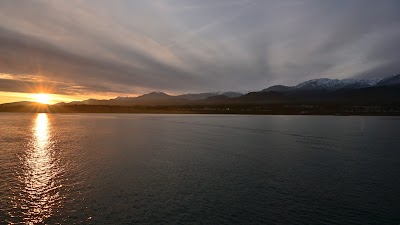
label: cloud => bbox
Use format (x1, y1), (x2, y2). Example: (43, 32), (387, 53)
(0, 0), (399, 96)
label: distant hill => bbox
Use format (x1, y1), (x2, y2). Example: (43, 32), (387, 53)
(262, 85), (293, 92)
(294, 78), (379, 91)
(178, 91), (242, 100)
(252, 74), (400, 104)
(376, 74), (400, 86)
(262, 78), (382, 93)
(59, 91), (243, 106)
(237, 74), (400, 104)
(0, 101), (50, 112)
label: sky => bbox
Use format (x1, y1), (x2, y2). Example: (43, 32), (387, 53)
(1, 0), (400, 103)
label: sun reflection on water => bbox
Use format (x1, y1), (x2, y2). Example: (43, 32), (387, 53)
(14, 113), (63, 224)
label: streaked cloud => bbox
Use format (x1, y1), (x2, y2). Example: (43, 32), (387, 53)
(0, 0), (399, 98)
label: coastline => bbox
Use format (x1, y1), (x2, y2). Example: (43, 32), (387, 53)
(1, 104), (400, 116)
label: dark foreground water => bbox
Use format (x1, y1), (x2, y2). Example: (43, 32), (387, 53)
(0, 113), (399, 224)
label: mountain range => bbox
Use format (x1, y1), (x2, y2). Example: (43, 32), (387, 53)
(57, 73), (400, 105)
(1, 74), (400, 110)
(59, 91), (244, 106)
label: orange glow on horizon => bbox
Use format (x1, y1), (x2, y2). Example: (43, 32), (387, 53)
(0, 91), (85, 104)
(0, 91), (139, 105)
(33, 93), (52, 104)
(0, 73), (139, 104)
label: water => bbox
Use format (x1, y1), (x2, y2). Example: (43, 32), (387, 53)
(0, 113), (399, 224)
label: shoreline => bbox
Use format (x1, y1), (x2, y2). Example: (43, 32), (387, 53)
(1, 104), (400, 116)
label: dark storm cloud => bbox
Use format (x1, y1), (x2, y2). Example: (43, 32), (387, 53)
(0, 0), (400, 95)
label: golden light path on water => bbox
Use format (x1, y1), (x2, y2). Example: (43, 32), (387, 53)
(17, 114), (63, 224)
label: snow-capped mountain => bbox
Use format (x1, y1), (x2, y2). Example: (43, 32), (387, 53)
(295, 78), (381, 91)
(55, 74), (400, 107)
(376, 74), (400, 86)
(263, 77), (384, 93)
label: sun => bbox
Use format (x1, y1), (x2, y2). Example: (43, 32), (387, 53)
(33, 93), (52, 104)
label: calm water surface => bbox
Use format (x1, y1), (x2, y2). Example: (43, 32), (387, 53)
(0, 113), (399, 224)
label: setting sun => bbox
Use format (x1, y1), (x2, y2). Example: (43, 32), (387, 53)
(33, 93), (51, 104)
